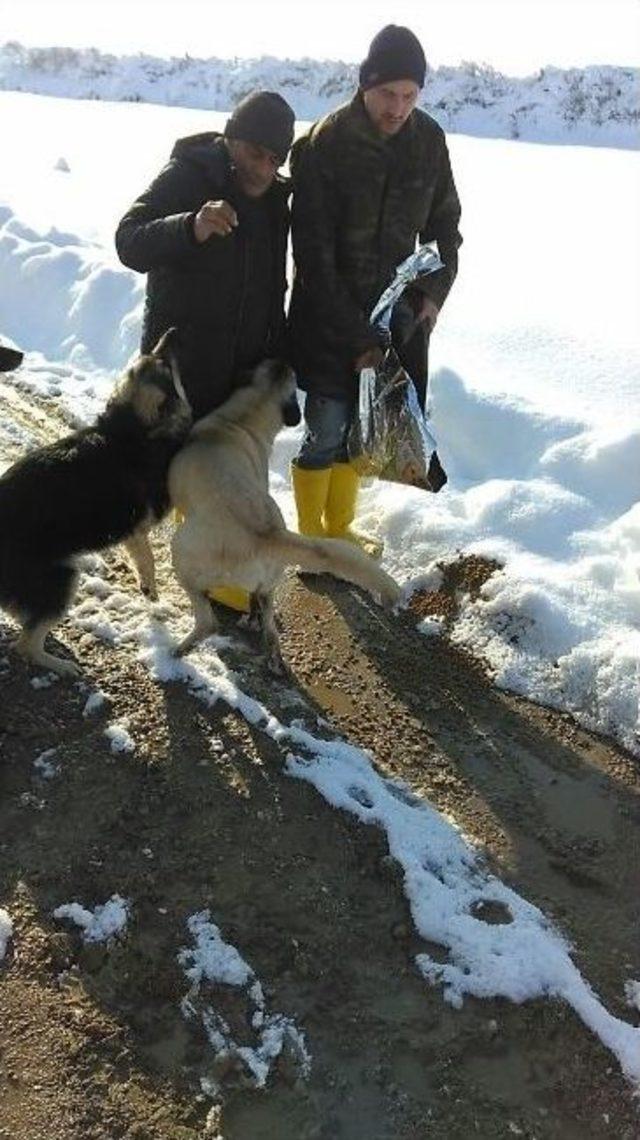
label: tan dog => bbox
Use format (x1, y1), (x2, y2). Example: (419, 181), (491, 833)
(169, 359), (401, 672)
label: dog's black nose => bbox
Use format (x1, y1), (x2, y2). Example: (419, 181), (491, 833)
(282, 393), (301, 427)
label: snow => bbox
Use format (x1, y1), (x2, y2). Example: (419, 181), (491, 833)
(179, 910), (312, 1090)
(179, 911), (254, 989)
(53, 894), (130, 942)
(1, 43), (637, 148)
(82, 689), (108, 717)
(34, 747), (59, 779)
(104, 721), (136, 753)
(0, 908), (13, 960)
(0, 76), (639, 1084)
(626, 980), (640, 1013)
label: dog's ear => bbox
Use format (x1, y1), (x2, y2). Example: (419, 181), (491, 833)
(151, 327), (179, 361)
(150, 327), (190, 409)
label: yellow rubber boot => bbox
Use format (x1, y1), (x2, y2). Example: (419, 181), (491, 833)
(207, 585), (251, 613)
(291, 463), (331, 536)
(324, 462), (384, 559)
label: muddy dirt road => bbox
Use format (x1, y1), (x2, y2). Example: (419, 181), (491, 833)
(0, 384), (639, 1140)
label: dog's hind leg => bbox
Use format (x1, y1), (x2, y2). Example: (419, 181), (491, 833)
(124, 525), (157, 599)
(16, 619), (80, 678)
(170, 520), (221, 656)
(13, 561), (80, 677)
(250, 590), (286, 676)
(173, 589), (217, 657)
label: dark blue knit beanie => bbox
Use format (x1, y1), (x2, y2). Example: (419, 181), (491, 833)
(359, 25), (426, 90)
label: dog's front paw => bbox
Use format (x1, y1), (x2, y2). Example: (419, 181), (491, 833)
(16, 639), (81, 679)
(36, 654), (81, 679)
(55, 658), (82, 679)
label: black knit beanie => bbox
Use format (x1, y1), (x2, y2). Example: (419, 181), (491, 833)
(359, 25), (426, 91)
(224, 90), (295, 165)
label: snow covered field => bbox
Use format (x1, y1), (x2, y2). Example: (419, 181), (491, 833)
(0, 84), (639, 1085)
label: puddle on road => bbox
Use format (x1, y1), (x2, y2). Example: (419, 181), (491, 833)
(305, 677), (357, 719)
(515, 748), (618, 841)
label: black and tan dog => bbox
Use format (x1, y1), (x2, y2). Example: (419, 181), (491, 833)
(169, 359), (401, 672)
(0, 328), (191, 676)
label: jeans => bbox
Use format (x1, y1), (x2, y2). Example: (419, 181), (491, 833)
(296, 394), (354, 469)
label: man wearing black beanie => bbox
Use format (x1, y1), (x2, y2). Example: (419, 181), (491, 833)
(288, 26), (461, 554)
(116, 89), (295, 613)
(116, 90), (295, 422)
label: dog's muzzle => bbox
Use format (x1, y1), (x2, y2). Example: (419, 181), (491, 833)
(282, 393), (301, 427)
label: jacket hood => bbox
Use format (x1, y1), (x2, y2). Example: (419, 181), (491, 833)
(170, 131), (227, 174)
(169, 132), (291, 193)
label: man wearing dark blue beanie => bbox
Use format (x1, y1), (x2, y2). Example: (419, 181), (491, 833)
(288, 26), (462, 554)
(359, 24), (427, 91)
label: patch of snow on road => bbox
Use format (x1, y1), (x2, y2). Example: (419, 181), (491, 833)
(0, 908), (13, 960)
(179, 910), (311, 1093)
(53, 894), (130, 942)
(34, 747), (59, 779)
(82, 689), (108, 716)
(141, 634), (640, 1085)
(281, 726), (640, 1085)
(625, 980), (640, 1013)
(104, 721), (136, 753)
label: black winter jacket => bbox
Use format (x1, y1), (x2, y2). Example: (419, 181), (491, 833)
(288, 94), (462, 399)
(116, 133), (290, 419)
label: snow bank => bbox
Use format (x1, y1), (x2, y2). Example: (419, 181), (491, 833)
(0, 205), (142, 373)
(1, 41), (637, 147)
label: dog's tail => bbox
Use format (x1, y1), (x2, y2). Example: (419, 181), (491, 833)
(266, 530), (401, 608)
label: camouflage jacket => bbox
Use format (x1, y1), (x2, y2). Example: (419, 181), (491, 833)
(288, 93), (462, 397)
